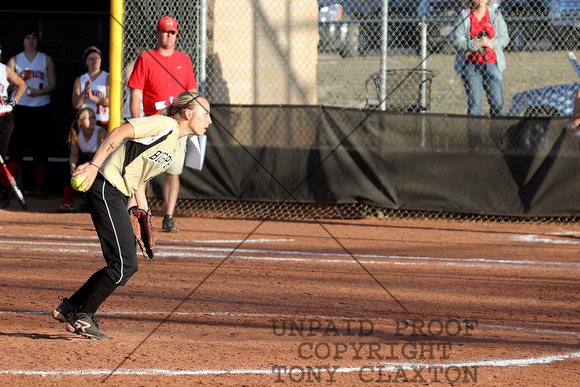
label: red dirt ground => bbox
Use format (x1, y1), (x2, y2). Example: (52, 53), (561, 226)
(0, 196), (579, 386)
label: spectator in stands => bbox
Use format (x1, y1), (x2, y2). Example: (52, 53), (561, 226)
(57, 107), (107, 212)
(72, 46), (110, 127)
(128, 16), (198, 232)
(452, 0), (509, 150)
(6, 28), (57, 199)
(0, 56), (27, 208)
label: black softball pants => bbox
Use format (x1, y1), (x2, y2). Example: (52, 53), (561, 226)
(85, 173), (138, 286)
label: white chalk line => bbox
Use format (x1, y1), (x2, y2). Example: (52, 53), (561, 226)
(0, 237), (577, 269)
(0, 233), (292, 244)
(1, 310), (577, 338)
(515, 234), (580, 245)
(0, 351), (579, 377)
(512, 231), (580, 246)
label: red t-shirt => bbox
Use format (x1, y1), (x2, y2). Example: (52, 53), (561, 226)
(466, 10), (496, 65)
(128, 49), (197, 116)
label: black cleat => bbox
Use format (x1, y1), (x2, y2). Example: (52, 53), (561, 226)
(52, 297), (76, 323)
(67, 312), (109, 340)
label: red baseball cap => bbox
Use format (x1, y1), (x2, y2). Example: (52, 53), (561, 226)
(157, 16), (178, 33)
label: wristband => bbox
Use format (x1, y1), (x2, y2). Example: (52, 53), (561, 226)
(89, 163), (101, 170)
(1, 96), (16, 107)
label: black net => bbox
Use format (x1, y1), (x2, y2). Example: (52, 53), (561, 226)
(149, 197), (580, 224)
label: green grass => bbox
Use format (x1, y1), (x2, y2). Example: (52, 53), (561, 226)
(317, 50), (579, 115)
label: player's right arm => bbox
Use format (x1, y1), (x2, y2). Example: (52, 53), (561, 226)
(72, 76), (84, 109)
(74, 123), (136, 191)
(130, 88), (143, 118)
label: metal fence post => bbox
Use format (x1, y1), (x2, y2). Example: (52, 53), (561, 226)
(420, 14), (428, 147)
(379, 0), (389, 111)
(199, 0), (208, 97)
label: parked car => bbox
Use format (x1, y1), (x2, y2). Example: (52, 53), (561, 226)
(318, 0), (367, 57)
(417, 0), (580, 52)
(548, 0), (580, 49)
(507, 82), (580, 151)
(509, 82), (580, 117)
(318, 0), (422, 57)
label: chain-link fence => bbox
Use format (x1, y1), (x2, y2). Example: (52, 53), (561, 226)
(120, 1), (580, 116)
(317, 0), (580, 114)
(148, 196), (580, 223)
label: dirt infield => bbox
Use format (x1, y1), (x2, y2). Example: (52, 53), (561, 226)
(1, 197), (579, 386)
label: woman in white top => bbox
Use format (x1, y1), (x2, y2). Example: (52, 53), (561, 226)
(6, 28), (57, 200)
(72, 46), (110, 126)
(58, 107), (107, 212)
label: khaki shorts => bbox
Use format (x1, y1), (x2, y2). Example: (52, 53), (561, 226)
(166, 136), (188, 175)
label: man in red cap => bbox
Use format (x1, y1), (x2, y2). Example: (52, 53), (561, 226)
(128, 16), (198, 232)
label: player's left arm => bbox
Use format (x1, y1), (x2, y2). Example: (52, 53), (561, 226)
(5, 66), (26, 103)
(44, 55), (57, 94)
(490, 10), (510, 50)
(131, 183), (149, 211)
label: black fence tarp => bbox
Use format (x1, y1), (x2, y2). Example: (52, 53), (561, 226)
(149, 105), (580, 217)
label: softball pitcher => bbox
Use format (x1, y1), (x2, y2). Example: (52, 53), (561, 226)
(52, 92), (211, 340)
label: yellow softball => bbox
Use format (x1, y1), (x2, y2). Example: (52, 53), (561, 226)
(71, 174), (88, 192)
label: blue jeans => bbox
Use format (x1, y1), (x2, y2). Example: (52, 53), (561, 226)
(461, 63), (504, 117)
